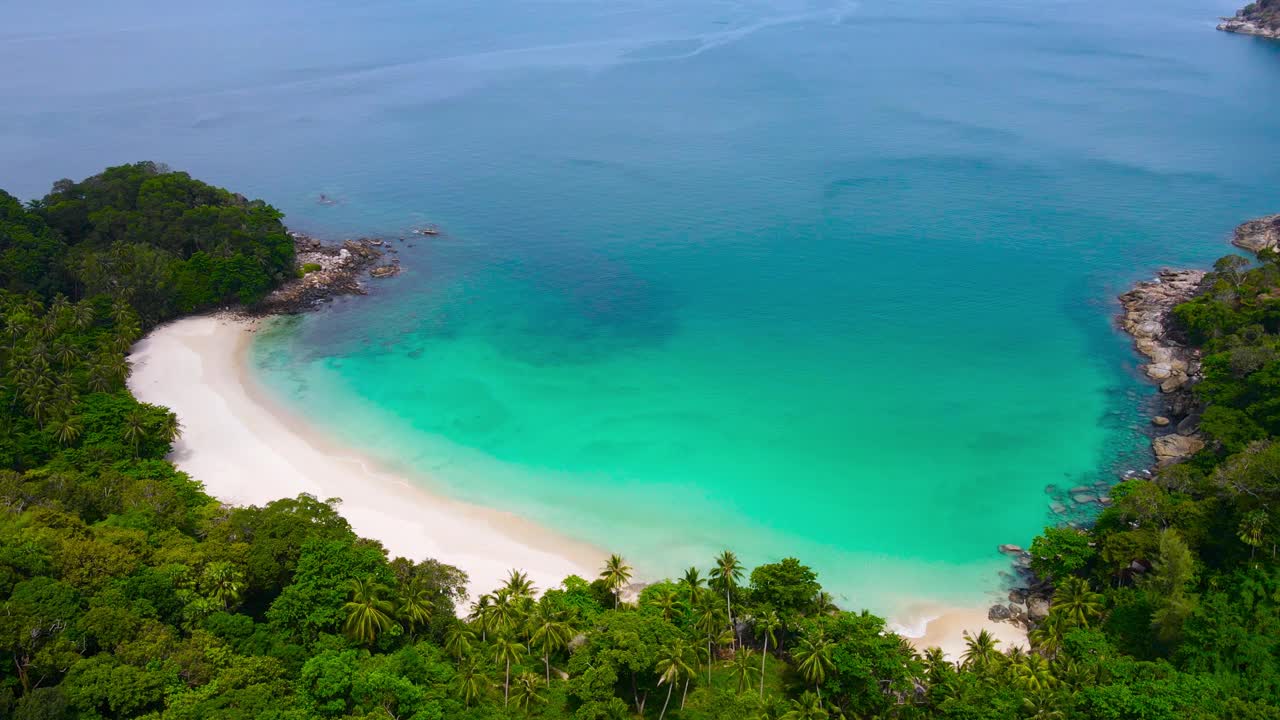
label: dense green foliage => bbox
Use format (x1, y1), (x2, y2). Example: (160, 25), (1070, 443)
(1, 167), (1277, 718)
(3, 162), (293, 324)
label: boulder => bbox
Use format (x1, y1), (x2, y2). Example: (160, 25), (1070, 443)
(1151, 415), (1171, 427)
(997, 544), (1024, 555)
(1050, 502), (1068, 515)
(1072, 493), (1098, 504)
(987, 604), (1012, 622)
(1176, 414), (1200, 436)
(1027, 596), (1051, 622)
(1231, 214), (1280, 253)
(1008, 587), (1029, 604)
(1153, 433), (1205, 466)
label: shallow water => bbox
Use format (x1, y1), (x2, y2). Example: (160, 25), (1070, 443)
(6, 0), (1280, 612)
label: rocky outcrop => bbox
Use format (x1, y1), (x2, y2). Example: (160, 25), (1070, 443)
(1118, 269), (1207, 465)
(253, 234), (398, 314)
(1218, 17), (1280, 37)
(1231, 214), (1280, 253)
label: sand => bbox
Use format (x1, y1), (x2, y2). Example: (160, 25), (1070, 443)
(127, 314), (601, 600)
(128, 314), (1028, 657)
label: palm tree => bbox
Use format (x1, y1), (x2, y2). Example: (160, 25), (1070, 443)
(781, 691), (830, 720)
(445, 624), (476, 660)
(454, 659), (485, 708)
(655, 638), (695, 720)
(397, 579), (434, 641)
(1238, 510), (1268, 562)
(71, 302), (95, 331)
(158, 412), (182, 446)
(922, 646), (952, 686)
(1030, 612), (1067, 657)
(681, 566), (704, 596)
(1052, 577), (1104, 628)
(730, 648), (760, 694)
(961, 629), (1000, 671)
(486, 589), (523, 637)
(50, 415), (82, 446)
(1022, 690), (1065, 719)
(755, 609), (781, 698)
(528, 604), (571, 685)
(710, 550), (744, 645)
(201, 562), (245, 609)
(493, 634), (526, 707)
(504, 569), (537, 601)
(694, 599), (726, 685)
(342, 578), (396, 645)
(813, 591), (836, 616)
(468, 593), (494, 641)
(599, 553), (633, 609)
(792, 631), (834, 698)
(1012, 653), (1056, 693)
(649, 586), (682, 621)
(509, 671), (546, 714)
(122, 409), (148, 456)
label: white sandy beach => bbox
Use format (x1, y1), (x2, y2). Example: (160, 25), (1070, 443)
(127, 314), (600, 600)
(128, 314), (1026, 657)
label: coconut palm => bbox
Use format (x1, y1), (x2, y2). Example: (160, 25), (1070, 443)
(681, 566), (704, 595)
(158, 412), (182, 446)
(961, 629), (1000, 671)
(454, 659), (485, 708)
(781, 691), (830, 720)
(655, 638), (695, 720)
(1052, 577), (1104, 628)
(528, 604), (571, 685)
(694, 599), (726, 684)
(492, 634), (526, 707)
(922, 646), (952, 686)
(201, 562), (245, 609)
(342, 578), (396, 645)
(599, 553), (632, 609)
(1239, 510), (1268, 562)
(649, 586), (682, 621)
(1030, 612), (1067, 657)
(730, 648), (760, 694)
(710, 550), (744, 645)
(793, 630), (834, 698)
(468, 593), (494, 640)
(509, 671), (545, 714)
(397, 579), (434, 641)
(122, 409), (148, 456)
(445, 624), (476, 659)
(50, 415), (82, 446)
(504, 569), (537, 601)
(755, 610), (781, 697)
(813, 591), (837, 616)
(71, 302), (95, 331)
(1022, 690), (1066, 719)
(486, 589), (524, 638)
(1013, 653), (1056, 693)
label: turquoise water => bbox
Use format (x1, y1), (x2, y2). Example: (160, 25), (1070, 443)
(6, 0), (1280, 612)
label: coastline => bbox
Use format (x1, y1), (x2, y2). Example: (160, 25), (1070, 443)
(128, 313), (1024, 656)
(127, 314), (601, 600)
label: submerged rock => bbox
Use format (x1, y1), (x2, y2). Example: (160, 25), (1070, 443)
(997, 544), (1024, 555)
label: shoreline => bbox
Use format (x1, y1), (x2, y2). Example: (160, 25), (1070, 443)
(128, 312), (1024, 657)
(128, 314), (601, 600)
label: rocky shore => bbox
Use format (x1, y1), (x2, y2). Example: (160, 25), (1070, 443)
(1231, 213), (1280, 253)
(252, 232), (402, 315)
(1218, 16), (1280, 39)
(1118, 269), (1208, 465)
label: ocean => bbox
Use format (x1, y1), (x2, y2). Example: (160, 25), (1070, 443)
(5, 0), (1280, 612)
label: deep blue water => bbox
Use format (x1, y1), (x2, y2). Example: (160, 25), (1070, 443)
(5, 0), (1280, 613)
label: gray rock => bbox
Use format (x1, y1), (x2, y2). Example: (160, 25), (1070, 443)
(1051, 502), (1068, 515)
(1151, 416), (1171, 427)
(1153, 433), (1205, 466)
(1231, 214), (1280, 252)
(1072, 493), (1098, 504)
(1027, 596), (1051, 622)
(1177, 414), (1200, 436)
(1008, 588), (1029, 604)
(998, 544), (1024, 555)
(988, 604), (1012, 622)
